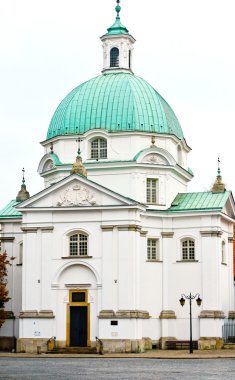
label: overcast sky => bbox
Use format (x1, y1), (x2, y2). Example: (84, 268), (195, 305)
(0, 0), (235, 209)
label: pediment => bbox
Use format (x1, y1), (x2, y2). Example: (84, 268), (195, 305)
(222, 194), (235, 219)
(56, 183), (97, 207)
(135, 147), (176, 166)
(17, 175), (141, 209)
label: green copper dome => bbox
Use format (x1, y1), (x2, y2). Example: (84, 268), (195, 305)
(47, 73), (184, 140)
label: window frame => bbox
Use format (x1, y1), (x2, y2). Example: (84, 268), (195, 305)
(69, 232), (89, 257)
(147, 238), (159, 261)
(146, 178), (158, 204)
(110, 47), (119, 67)
(90, 138), (107, 160)
(181, 239), (195, 261)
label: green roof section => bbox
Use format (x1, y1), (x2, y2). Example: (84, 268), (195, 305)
(0, 200), (22, 219)
(51, 152), (62, 166)
(168, 191), (231, 212)
(47, 73), (184, 140)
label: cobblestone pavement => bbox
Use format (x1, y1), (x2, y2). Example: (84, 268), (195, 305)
(0, 358), (235, 380)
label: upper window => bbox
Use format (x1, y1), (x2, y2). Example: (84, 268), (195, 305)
(146, 178), (158, 204)
(69, 233), (88, 256)
(221, 241), (226, 264)
(110, 47), (119, 67)
(182, 239), (195, 260)
(129, 50), (131, 69)
(91, 138), (107, 159)
(147, 239), (159, 261)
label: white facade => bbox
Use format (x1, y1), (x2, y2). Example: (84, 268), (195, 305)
(1, 3), (235, 354)
(12, 171), (235, 353)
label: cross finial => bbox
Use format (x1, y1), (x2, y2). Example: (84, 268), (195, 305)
(22, 168), (25, 185)
(50, 142), (54, 154)
(16, 168), (30, 201)
(218, 157), (221, 176)
(76, 138), (83, 156)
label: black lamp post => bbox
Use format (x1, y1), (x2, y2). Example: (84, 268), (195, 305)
(179, 293), (202, 354)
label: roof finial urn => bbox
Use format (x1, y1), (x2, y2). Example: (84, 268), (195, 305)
(211, 157), (226, 193)
(16, 168), (30, 202)
(70, 143), (87, 177)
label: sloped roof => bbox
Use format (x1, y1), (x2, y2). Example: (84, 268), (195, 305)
(168, 191), (231, 212)
(0, 200), (22, 219)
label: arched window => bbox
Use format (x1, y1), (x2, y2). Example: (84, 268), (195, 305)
(110, 47), (119, 67)
(91, 138), (107, 159)
(182, 239), (195, 260)
(129, 50), (131, 69)
(69, 233), (88, 256)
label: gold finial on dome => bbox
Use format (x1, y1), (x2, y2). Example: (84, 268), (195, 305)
(211, 157), (226, 193)
(70, 139), (87, 177)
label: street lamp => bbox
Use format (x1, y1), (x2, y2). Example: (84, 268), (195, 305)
(179, 293), (202, 354)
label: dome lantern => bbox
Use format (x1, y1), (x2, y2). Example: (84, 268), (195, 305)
(100, 1), (135, 74)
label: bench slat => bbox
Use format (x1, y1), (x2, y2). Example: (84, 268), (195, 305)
(165, 340), (198, 350)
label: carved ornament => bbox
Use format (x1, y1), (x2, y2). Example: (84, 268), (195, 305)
(142, 154), (168, 165)
(57, 185), (96, 207)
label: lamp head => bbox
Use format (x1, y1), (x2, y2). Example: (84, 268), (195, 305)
(179, 296), (185, 307)
(196, 296), (202, 306)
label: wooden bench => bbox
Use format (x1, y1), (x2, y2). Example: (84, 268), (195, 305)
(165, 340), (198, 350)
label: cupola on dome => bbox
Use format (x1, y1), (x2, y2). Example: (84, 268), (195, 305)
(47, 1), (184, 141)
(47, 73), (184, 140)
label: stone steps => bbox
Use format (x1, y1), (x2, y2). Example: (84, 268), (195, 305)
(47, 346), (98, 354)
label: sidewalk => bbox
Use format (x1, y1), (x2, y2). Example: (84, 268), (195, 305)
(1, 349), (235, 359)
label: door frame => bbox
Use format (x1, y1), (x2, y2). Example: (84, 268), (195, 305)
(66, 290), (90, 347)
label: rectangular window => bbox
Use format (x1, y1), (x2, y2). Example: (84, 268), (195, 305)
(182, 240), (195, 260)
(69, 233), (88, 256)
(147, 239), (159, 260)
(146, 178), (158, 204)
(91, 139), (107, 159)
(72, 292), (86, 303)
(70, 290), (87, 303)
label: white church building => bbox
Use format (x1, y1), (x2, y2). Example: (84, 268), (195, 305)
(1, 1), (235, 353)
